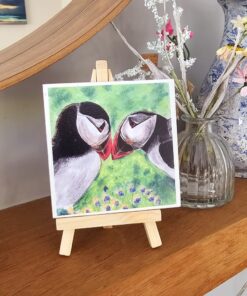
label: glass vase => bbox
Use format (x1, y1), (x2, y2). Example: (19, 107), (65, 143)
(179, 115), (235, 209)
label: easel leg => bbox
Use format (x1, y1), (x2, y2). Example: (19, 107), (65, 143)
(144, 222), (162, 248)
(59, 229), (75, 256)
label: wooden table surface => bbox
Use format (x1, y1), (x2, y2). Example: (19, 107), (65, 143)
(0, 179), (247, 296)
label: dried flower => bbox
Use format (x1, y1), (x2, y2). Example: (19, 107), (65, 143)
(184, 58), (196, 69)
(182, 26), (193, 42)
(231, 15), (247, 31)
(165, 19), (174, 36)
(217, 45), (247, 61)
(113, 2), (247, 119)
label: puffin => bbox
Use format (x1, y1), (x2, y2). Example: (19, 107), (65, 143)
(112, 111), (175, 179)
(53, 102), (112, 209)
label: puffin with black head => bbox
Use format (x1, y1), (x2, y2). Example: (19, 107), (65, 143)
(112, 111), (175, 179)
(53, 102), (112, 209)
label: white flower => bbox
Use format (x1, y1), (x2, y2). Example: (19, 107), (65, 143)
(184, 58), (196, 69)
(115, 61), (152, 81)
(182, 26), (194, 42)
(231, 15), (247, 31)
(177, 7), (183, 17)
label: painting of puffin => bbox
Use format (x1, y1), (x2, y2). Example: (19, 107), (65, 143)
(53, 102), (112, 209)
(112, 111), (175, 179)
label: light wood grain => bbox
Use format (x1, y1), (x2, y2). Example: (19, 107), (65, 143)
(90, 60), (113, 82)
(56, 210), (162, 230)
(144, 222), (162, 248)
(0, 0), (130, 90)
(59, 229), (75, 256)
(0, 179), (246, 295)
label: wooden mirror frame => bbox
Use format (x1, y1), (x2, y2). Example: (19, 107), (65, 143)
(0, 0), (130, 90)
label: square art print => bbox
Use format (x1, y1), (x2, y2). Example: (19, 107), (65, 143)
(43, 80), (180, 218)
(0, 0), (26, 24)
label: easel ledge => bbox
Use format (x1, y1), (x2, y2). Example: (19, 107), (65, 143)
(57, 210), (162, 255)
(56, 60), (162, 256)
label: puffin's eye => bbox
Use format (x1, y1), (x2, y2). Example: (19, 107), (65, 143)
(98, 122), (106, 132)
(129, 118), (137, 128)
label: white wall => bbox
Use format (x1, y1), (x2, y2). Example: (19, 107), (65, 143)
(0, 0), (69, 50)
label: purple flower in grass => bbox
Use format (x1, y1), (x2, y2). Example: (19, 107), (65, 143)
(95, 200), (101, 207)
(104, 195), (110, 203)
(115, 200), (120, 207)
(103, 186), (109, 192)
(106, 205), (111, 211)
(123, 206), (128, 210)
(134, 197), (141, 204)
(148, 197), (155, 202)
(57, 209), (68, 216)
(118, 191), (124, 197)
(155, 198), (161, 206)
(141, 188), (146, 193)
(130, 187), (136, 193)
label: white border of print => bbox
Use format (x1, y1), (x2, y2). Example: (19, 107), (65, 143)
(43, 80), (181, 218)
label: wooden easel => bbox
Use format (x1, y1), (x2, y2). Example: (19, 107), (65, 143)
(56, 60), (162, 256)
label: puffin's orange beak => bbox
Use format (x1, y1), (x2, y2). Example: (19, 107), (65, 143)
(111, 132), (133, 160)
(96, 136), (112, 160)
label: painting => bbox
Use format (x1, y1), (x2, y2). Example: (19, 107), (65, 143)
(43, 81), (180, 218)
(0, 0), (26, 24)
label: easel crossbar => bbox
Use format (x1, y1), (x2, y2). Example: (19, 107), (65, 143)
(56, 210), (162, 230)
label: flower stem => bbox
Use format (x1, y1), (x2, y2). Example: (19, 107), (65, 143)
(170, 70), (197, 118)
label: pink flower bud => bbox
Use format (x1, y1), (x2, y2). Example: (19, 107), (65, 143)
(165, 19), (174, 36)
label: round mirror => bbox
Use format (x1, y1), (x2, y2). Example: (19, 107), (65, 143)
(0, 0), (130, 90)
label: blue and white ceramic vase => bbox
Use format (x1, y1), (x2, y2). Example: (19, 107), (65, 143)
(199, 0), (247, 178)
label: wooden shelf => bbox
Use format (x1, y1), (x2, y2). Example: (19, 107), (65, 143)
(0, 179), (246, 295)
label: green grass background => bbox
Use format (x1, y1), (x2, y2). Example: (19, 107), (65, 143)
(48, 82), (176, 216)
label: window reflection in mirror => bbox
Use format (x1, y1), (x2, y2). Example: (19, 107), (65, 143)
(0, 0), (71, 50)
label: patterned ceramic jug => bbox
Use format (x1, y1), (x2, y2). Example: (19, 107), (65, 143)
(199, 0), (247, 178)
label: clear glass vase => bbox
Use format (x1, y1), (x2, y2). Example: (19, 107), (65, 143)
(179, 115), (235, 209)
